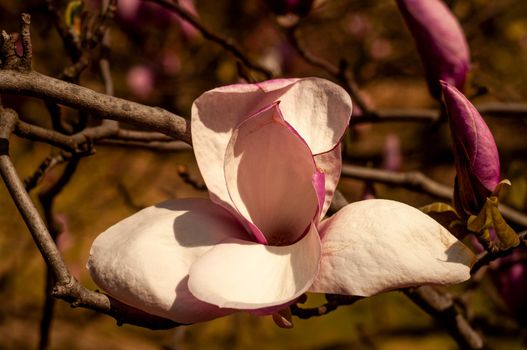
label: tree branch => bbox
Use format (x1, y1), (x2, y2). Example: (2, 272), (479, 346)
(0, 107), (179, 330)
(404, 287), (483, 349)
(340, 164), (527, 228)
(351, 103), (527, 125)
(0, 70), (191, 143)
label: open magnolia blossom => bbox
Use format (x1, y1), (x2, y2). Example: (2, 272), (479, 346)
(88, 78), (476, 325)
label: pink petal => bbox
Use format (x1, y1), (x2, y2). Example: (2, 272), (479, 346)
(188, 223), (321, 309)
(191, 78), (351, 210)
(314, 143), (342, 219)
(224, 103), (320, 245)
(87, 199), (247, 324)
(310, 199), (476, 296)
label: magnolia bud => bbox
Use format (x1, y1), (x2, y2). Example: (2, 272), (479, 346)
(441, 81), (500, 216)
(396, 0), (470, 98)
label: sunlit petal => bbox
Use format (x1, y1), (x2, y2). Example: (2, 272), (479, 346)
(87, 199), (247, 324)
(310, 199), (476, 296)
(188, 223), (321, 309)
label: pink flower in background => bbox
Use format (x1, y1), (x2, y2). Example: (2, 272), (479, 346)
(116, 0), (141, 21)
(490, 249), (527, 324)
(396, 0), (470, 98)
(126, 65), (154, 99)
(382, 133), (402, 172)
(346, 13), (371, 40)
(88, 78), (475, 324)
(441, 81), (500, 216)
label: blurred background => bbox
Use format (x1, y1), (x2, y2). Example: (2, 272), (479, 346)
(1, 0), (527, 349)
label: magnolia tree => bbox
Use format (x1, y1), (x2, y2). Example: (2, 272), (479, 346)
(0, 0), (526, 349)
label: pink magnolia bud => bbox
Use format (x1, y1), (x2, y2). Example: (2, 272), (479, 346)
(396, 0), (470, 98)
(441, 81), (500, 216)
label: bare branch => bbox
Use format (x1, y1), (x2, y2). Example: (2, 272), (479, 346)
(0, 107), (179, 330)
(1, 30), (19, 69)
(0, 70), (191, 143)
(340, 164), (527, 228)
(405, 287), (483, 349)
(0, 108), (70, 284)
(99, 139), (191, 152)
(19, 13), (32, 70)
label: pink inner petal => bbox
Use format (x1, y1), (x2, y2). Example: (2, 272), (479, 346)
(191, 78), (351, 215)
(224, 103), (320, 246)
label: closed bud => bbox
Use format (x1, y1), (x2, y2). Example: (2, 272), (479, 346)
(396, 0), (470, 99)
(441, 81), (500, 217)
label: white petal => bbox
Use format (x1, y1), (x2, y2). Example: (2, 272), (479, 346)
(87, 199), (247, 324)
(310, 199), (476, 296)
(277, 78), (352, 155)
(314, 144), (343, 219)
(188, 223), (321, 309)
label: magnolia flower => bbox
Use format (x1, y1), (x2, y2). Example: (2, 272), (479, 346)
(88, 78), (475, 324)
(396, 0), (470, 98)
(441, 81), (500, 217)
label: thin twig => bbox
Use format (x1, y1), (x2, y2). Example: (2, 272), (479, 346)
(286, 24), (369, 113)
(351, 103), (527, 125)
(24, 152), (70, 192)
(470, 230), (527, 274)
(148, 0), (272, 79)
(291, 295), (362, 319)
(340, 164), (527, 228)
(99, 139), (191, 152)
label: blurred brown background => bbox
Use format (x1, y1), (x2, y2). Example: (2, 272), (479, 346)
(1, 0), (527, 349)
